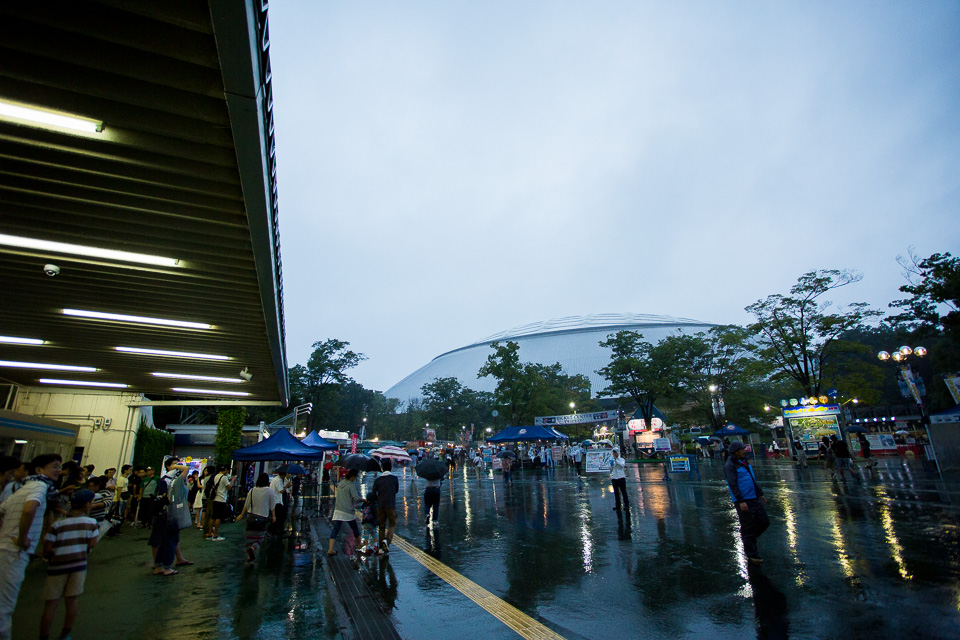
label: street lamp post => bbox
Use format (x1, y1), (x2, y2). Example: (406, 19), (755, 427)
(877, 345), (937, 472)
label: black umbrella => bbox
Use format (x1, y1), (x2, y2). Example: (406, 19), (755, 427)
(845, 425), (867, 434)
(415, 458), (447, 481)
(276, 463), (307, 475)
(337, 454), (381, 473)
(495, 450), (516, 459)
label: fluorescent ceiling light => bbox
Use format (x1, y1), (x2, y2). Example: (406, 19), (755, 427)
(172, 387), (250, 397)
(152, 372), (243, 383)
(116, 347), (228, 361)
(14, 440), (28, 444)
(0, 98), (103, 133)
(0, 233), (181, 267)
(0, 336), (44, 345)
(64, 309), (211, 330)
(39, 378), (128, 389)
(0, 360), (96, 372)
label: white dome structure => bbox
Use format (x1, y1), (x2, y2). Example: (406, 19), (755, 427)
(385, 313), (715, 402)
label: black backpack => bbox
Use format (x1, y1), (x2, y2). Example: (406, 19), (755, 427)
(204, 474), (222, 500)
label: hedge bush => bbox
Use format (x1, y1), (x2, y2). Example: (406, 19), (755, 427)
(215, 407), (246, 467)
(132, 419), (174, 471)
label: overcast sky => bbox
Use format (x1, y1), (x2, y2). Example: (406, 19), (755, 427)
(269, 1), (960, 392)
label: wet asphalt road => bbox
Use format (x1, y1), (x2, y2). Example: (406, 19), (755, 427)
(10, 458), (959, 640)
(359, 459), (960, 640)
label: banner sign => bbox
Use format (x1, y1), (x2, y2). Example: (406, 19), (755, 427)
(585, 449), (613, 473)
(424, 428), (436, 442)
(552, 446), (563, 462)
(536, 411), (619, 426)
(866, 433), (897, 450)
(628, 417), (663, 432)
(943, 373), (960, 404)
(350, 433), (358, 454)
(782, 404), (841, 417)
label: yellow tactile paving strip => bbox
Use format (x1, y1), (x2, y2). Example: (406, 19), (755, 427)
(392, 537), (567, 640)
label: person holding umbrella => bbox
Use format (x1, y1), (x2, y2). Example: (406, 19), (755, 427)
(415, 458), (446, 526)
(327, 469), (361, 556)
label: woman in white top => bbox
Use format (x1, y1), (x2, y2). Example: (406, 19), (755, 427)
(237, 472), (278, 562)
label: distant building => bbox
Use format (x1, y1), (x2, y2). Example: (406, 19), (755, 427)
(385, 313), (715, 403)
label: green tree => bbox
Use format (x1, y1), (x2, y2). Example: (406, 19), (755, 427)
(597, 331), (681, 428)
(887, 250), (960, 340)
(215, 407), (246, 467)
(478, 342), (526, 426)
(745, 269), (883, 397)
(477, 342), (592, 429)
(658, 326), (764, 429)
(288, 339), (366, 431)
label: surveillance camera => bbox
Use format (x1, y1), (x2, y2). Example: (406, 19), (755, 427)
(43, 264), (60, 277)
(239, 367), (252, 382)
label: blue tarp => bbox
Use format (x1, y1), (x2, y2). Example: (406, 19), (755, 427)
(302, 431), (339, 450)
(487, 425), (568, 442)
(712, 423), (751, 436)
(232, 427), (327, 461)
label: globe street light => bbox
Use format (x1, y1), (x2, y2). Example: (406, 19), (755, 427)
(876, 345), (936, 469)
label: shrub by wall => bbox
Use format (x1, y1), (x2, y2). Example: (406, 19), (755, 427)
(132, 419), (174, 471)
(215, 407), (246, 467)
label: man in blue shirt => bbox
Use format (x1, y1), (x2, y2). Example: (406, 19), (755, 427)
(723, 441), (769, 564)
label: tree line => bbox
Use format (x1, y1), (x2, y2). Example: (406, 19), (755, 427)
(282, 250), (958, 441)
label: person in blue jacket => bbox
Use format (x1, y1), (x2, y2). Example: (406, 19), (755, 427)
(723, 441), (769, 564)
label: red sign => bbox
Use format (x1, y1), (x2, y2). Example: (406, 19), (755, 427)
(350, 433), (358, 453)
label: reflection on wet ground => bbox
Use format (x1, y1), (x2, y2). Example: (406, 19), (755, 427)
(11, 518), (341, 640)
(358, 460), (960, 640)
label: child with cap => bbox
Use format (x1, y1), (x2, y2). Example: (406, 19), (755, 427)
(39, 489), (99, 640)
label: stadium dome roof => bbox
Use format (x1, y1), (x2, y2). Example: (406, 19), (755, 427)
(386, 313), (715, 403)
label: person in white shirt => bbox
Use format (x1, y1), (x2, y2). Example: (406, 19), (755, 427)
(610, 448), (629, 511)
(571, 445), (584, 476)
(208, 465), (234, 541)
(269, 471), (290, 536)
(0, 453), (62, 640)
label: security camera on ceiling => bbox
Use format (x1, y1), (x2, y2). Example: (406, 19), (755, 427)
(239, 367), (252, 382)
(43, 264), (60, 277)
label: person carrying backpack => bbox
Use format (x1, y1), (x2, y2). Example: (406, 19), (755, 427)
(201, 465), (221, 539)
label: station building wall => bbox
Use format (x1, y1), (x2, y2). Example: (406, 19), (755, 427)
(12, 387), (147, 472)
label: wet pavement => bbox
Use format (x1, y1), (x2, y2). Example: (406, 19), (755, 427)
(11, 519), (342, 640)
(9, 459), (960, 639)
(355, 460), (960, 640)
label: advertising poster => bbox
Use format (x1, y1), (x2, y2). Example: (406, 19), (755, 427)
(866, 434), (897, 450)
(483, 448), (493, 466)
(424, 428), (437, 442)
(654, 437), (672, 452)
(552, 446), (563, 461)
(668, 455), (690, 472)
(585, 449), (613, 473)
(492, 457), (502, 470)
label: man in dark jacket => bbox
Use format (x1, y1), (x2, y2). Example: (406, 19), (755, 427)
(723, 441), (769, 564)
(372, 459), (399, 554)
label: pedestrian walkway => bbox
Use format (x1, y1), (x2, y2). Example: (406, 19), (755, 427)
(10, 522), (342, 640)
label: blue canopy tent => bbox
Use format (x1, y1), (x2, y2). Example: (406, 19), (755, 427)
(232, 427), (327, 461)
(544, 426), (570, 440)
(487, 425), (568, 443)
(302, 431), (338, 450)
(712, 423), (751, 437)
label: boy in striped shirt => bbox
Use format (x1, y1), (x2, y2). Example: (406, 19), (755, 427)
(39, 489), (99, 640)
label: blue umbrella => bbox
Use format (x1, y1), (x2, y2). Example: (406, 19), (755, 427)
(844, 425), (867, 434)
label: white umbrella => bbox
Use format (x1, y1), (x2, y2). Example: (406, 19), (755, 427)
(370, 446), (412, 462)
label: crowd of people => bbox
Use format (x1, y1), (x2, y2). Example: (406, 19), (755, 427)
(0, 452), (302, 640)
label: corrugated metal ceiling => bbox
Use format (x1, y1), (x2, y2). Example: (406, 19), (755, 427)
(0, 0), (288, 404)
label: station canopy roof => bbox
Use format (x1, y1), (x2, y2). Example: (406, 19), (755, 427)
(0, 1), (288, 405)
